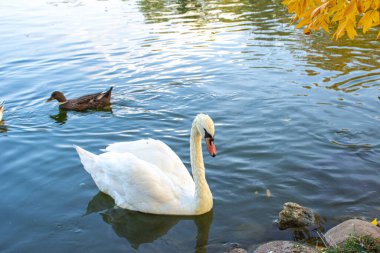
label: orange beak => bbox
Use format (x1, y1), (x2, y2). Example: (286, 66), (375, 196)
(205, 137), (216, 157)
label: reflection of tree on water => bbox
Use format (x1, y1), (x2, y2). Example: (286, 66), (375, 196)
(136, 0), (379, 94)
(293, 34), (380, 93)
(86, 192), (213, 252)
(137, 0), (287, 27)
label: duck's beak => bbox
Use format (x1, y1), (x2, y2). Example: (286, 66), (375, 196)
(205, 137), (216, 157)
(46, 97), (53, 102)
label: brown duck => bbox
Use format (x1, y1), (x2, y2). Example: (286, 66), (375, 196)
(47, 87), (113, 111)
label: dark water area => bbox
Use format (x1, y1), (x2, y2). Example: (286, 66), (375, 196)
(0, 0), (379, 252)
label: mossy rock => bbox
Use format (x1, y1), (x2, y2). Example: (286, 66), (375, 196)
(278, 202), (315, 230)
(323, 234), (380, 253)
(324, 219), (380, 246)
(253, 241), (318, 253)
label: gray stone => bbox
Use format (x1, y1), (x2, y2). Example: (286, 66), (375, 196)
(278, 202), (315, 230)
(228, 248), (247, 253)
(325, 219), (380, 246)
(205, 243), (246, 253)
(253, 241), (318, 253)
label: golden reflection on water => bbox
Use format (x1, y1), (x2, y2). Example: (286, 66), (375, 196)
(43, 0), (378, 94)
(136, 0), (379, 94)
(138, 0), (288, 31)
(292, 31), (379, 93)
(326, 72), (380, 93)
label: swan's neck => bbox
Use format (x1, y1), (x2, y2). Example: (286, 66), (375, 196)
(190, 122), (213, 214)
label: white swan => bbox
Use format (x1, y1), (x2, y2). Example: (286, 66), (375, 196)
(74, 113), (217, 215)
(0, 101), (4, 121)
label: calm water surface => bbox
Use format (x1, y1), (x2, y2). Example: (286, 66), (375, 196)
(1, 0), (379, 252)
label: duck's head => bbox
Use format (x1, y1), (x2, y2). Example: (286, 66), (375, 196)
(47, 91), (67, 103)
(194, 113), (216, 157)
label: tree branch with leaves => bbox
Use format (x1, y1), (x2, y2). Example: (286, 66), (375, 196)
(282, 0), (380, 40)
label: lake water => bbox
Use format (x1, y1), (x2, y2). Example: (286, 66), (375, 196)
(1, 0), (379, 252)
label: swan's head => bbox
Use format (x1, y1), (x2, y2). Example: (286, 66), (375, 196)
(194, 113), (216, 157)
(47, 91), (67, 103)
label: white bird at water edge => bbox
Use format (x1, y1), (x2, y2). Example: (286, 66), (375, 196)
(0, 101), (4, 121)
(74, 113), (217, 215)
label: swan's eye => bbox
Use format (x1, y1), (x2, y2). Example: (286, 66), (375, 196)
(204, 129), (213, 139)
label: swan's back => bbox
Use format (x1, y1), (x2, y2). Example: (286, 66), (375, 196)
(105, 139), (194, 187)
(74, 142), (196, 215)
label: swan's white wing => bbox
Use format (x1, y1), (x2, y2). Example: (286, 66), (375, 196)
(75, 145), (196, 215)
(105, 139), (194, 188)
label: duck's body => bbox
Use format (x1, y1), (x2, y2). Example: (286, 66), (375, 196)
(75, 114), (217, 215)
(47, 87), (112, 111)
(0, 101), (3, 121)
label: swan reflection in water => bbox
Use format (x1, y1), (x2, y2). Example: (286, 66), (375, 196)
(86, 192), (213, 252)
(0, 122), (8, 132)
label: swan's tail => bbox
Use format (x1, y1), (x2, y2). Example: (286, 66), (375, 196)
(74, 145), (98, 174)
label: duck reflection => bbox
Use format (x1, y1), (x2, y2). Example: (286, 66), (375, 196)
(50, 110), (68, 124)
(50, 107), (113, 125)
(86, 192), (213, 252)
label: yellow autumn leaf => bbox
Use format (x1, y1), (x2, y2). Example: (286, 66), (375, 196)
(358, 11), (373, 33)
(371, 218), (378, 226)
(358, 10), (380, 33)
(347, 27), (358, 39)
(311, 1), (330, 19)
(332, 10), (345, 22)
(283, 0), (380, 40)
(334, 20), (347, 39)
(344, 0), (357, 17)
(364, 0), (372, 12)
(346, 19), (358, 40)
(357, 0), (365, 13)
(360, 11), (372, 33)
(371, 0), (380, 10)
(321, 19), (330, 32)
(371, 10), (379, 23)
(296, 18), (311, 28)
